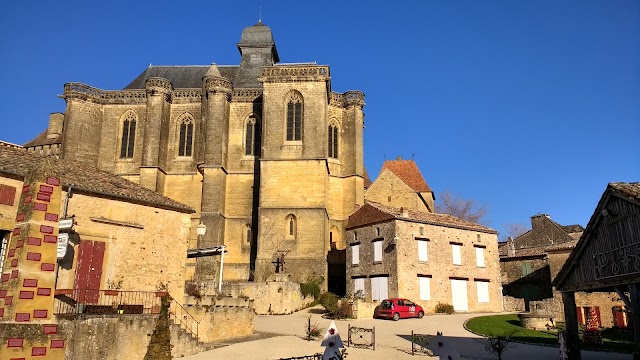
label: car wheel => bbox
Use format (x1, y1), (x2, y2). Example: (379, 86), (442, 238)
(417, 311), (424, 319)
(392, 313), (400, 321)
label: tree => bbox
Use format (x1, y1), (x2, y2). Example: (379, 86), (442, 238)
(500, 223), (529, 242)
(436, 190), (489, 225)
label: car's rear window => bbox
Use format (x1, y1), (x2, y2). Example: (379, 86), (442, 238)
(380, 300), (393, 309)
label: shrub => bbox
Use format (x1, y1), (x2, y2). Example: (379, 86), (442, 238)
(318, 292), (339, 315)
(185, 282), (203, 300)
(434, 302), (455, 314)
(335, 300), (353, 319)
(300, 276), (324, 300)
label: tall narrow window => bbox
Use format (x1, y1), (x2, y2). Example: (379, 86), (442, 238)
(0, 232), (8, 274)
(451, 243), (462, 265)
(328, 124), (339, 158)
(475, 246), (485, 268)
(246, 224), (252, 243)
(351, 244), (360, 265)
(285, 214), (297, 240)
(418, 275), (431, 301)
(373, 240), (383, 263)
(178, 114), (194, 157)
(417, 239), (428, 262)
(120, 110), (136, 158)
(245, 115), (258, 156)
(286, 91), (303, 141)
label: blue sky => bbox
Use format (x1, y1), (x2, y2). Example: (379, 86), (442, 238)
(0, 1), (638, 237)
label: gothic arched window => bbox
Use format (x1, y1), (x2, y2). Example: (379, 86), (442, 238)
(120, 110), (136, 159)
(328, 123), (339, 159)
(178, 114), (194, 157)
(285, 91), (303, 141)
(245, 115), (258, 156)
(285, 214), (297, 240)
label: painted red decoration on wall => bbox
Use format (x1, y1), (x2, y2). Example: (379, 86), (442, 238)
(50, 339), (64, 348)
(41, 263), (55, 271)
(33, 310), (47, 318)
(46, 177), (60, 186)
(44, 213), (58, 222)
(15, 313), (29, 322)
(23, 279), (38, 287)
(22, 185), (30, 193)
(43, 325), (58, 334)
(32, 346), (47, 356)
(11, 270), (19, 279)
(19, 291), (34, 299)
(0, 290), (6, 298)
(39, 184), (53, 194)
(43, 235), (57, 243)
(37, 288), (52, 296)
(33, 202), (47, 211)
(1, 274), (9, 282)
(10, 358), (26, 360)
(24, 195), (32, 203)
(7, 338), (24, 347)
(39, 225), (54, 234)
(10, 259), (18, 267)
(16, 213), (24, 222)
(12, 228), (20, 236)
(27, 252), (42, 261)
(36, 192), (51, 202)
(8, 248), (15, 257)
(16, 240), (24, 248)
(5, 296), (13, 305)
(0, 308), (4, 317)
(27, 237), (42, 246)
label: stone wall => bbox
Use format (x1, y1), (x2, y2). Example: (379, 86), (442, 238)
(529, 290), (626, 328)
(220, 278), (313, 315)
(502, 296), (525, 312)
(364, 169), (429, 212)
(183, 304), (254, 343)
(351, 301), (379, 319)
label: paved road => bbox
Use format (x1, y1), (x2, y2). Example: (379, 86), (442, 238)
(181, 306), (632, 359)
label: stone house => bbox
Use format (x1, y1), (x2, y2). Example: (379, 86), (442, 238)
(22, 22), (366, 290)
(0, 143), (195, 301)
(345, 201), (502, 313)
(500, 213), (626, 328)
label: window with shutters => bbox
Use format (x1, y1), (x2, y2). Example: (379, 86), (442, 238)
(522, 261), (533, 276)
(417, 238), (428, 263)
(373, 240), (383, 263)
(451, 243), (462, 265)
(370, 276), (388, 301)
(178, 114), (194, 157)
(476, 280), (490, 303)
(119, 110), (137, 158)
(245, 115), (258, 156)
(328, 123), (339, 159)
(475, 246), (485, 268)
(285, 91), (303, 141)
(0, 184), (16, 206)
(351, 244), (360, 265)
(0, 231), (8, 274)
(418, 275), (431, 301)
(353, 277), (365, 298)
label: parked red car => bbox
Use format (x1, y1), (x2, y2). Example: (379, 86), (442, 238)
(374, 298), (424, 320)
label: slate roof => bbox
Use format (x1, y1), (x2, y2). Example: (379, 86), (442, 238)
(380, 159), (432, 193)
(346, 201), (497, 234)
(124, 65), (240, 89)
(0, 145), (194, 213)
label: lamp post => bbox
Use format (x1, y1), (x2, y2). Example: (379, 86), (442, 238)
(196, 222), (206, 247)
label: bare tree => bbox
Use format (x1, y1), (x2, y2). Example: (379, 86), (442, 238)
(501, 223), (529, 242)
(436, 190), (489, 225)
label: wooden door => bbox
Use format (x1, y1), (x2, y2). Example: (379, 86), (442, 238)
(74, 240), (105, 303)
(451, 279), (469, 311)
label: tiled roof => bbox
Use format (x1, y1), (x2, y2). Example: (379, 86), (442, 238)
(380, 159), (432, 193)
(499, 245), (547, 259)
(545, 240), (579, 252)
(560, 224), (584, 233)
(0, 145), (194, 213)
(610, 182), (640, 201)
(23, 130), (62, 147)
(347, 201), (497, 234)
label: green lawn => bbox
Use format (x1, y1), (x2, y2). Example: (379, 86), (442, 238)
(465, 314), (635, 353)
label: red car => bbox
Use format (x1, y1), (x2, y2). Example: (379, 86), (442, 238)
(374, 298), (424, 320)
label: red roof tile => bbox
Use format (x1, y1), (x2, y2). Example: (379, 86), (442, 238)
(380, 159), (432, 193)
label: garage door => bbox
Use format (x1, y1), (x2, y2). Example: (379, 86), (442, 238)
(450, 279), (469, 311)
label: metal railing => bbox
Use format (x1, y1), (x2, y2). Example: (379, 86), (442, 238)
(168, 296), (199, 340)
(347, 324), (375, 350)
(54, 289), (164, 316)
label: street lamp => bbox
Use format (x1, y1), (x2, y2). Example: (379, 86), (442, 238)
(196, 222), (206, 246)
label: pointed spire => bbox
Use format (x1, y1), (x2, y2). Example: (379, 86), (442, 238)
(204, 63), (222, 78)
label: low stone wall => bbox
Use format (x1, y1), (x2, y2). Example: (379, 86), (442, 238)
(502, 296), (525, 312)
(351, 301), (379, 319)
(519, 313), (555, 331)
(220, 279), (313, 315)
(184, 304), (254, 343)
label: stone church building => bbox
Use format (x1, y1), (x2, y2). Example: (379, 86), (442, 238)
(24, 22), (366, 290)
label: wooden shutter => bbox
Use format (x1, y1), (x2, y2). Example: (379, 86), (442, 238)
(419, 276), (430, 300)
(594, 306), (602, 327)
(418, 240), (428, 262)
(352, 244), (360, 265)
(0, 185), (16, 206)
(576, 307), (583, 325)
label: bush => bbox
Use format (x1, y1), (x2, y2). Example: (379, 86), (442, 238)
(434, 302), (455, 314)
(318, 292), (339, 315)
(335, 300), (353, 319)
(300, 277), (323, 299)
(185, 282), (203, 300)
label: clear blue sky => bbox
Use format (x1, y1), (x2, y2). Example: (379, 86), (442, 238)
(1, 1), (638, 237)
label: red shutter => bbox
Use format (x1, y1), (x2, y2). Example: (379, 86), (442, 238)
(576, 307), (583, 325)
(595, 306), (602, 327)
(0, 185), (16, 206)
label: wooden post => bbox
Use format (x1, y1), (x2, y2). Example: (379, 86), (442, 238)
(562, 291), (582, 360)
(629, 283), (640, 360)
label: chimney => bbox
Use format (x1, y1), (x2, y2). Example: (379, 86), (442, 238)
(507, 237), (515, 257)
(400, 207), (409, 218)
(46, 113), (64, 140)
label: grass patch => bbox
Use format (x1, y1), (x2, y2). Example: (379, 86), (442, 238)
(465, 314), (635, 353)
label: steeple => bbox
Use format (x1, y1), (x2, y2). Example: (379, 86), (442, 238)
(236, 21), (279, 87)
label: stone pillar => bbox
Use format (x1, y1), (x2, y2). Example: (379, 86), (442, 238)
(0, 158), (66, 358)
(629, 283), (640, 359)
(562, 291), (582, 360)
(141, 77), (173, 192)
(60, 85), (104, 166)
(194, 75), (232, 281)
(346, 91), (366, 207)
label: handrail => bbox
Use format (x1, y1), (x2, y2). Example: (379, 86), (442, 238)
(168, 294), (200, 340)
